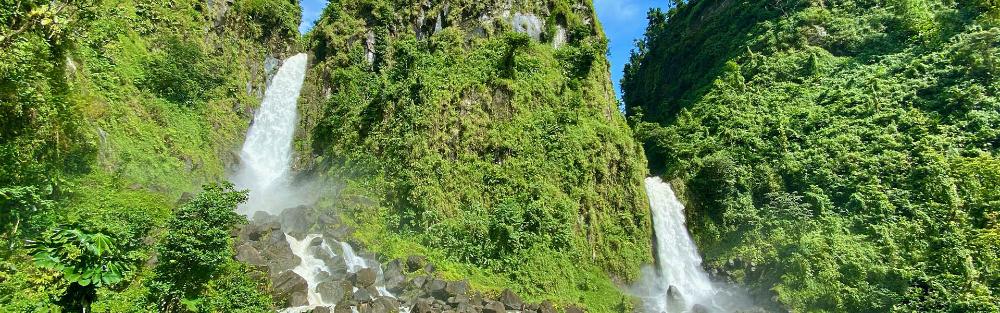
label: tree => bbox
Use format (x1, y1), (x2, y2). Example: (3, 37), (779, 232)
(150, 182), (248, 312)
(26, 228), (129, 312)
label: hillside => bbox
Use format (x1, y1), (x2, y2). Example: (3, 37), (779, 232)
(623, 0), (999, 311)
(297, 0), (652, 310)
(1, 0), (300, 311)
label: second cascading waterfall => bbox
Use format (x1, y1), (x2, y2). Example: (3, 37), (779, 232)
(634, 177), (752, 313)
(232, 53), (396, 312)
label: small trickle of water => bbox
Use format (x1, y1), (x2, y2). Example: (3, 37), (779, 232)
(633, 177), (752, 313)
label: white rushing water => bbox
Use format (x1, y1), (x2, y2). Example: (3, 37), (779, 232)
(232, 53), (309, 215)
(232, 53), (399, 313)
(633, 177), (752, 313)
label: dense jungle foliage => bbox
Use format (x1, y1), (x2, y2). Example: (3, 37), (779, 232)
(297, 0), (651, 310)
(0, 0), (299, 311)
(623, 0), (999, 311)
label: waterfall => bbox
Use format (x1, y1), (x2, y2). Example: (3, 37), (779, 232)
(232, 53), (308, 215)
(231, 53), (400, 313)
(634, 177), (752, 313)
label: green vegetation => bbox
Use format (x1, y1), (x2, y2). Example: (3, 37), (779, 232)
(1, 0), (298, 311)
(624, 0), (999, 311)
(298, 0), (651, 310)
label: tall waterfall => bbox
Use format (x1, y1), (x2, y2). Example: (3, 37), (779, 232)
(634, 177), (751, 313)
(231, 53), (398, 313)
(232, 53), (308, 215)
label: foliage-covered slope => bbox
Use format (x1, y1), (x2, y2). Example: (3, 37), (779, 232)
(1, 0), (299, 311)
(624, 0), (998, 312)
(298, 0), (651, 310)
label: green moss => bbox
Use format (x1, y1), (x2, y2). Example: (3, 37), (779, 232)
(624, 0), (999, 311)
(300, 0), (651, 309)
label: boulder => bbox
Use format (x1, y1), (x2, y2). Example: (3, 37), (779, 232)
(666, 285), (685, 307)
(384, 259), (406, 293)
(482, 300), (506, 313)
(424, 278), (448, 300)
(353, 287), (374, 303)
(272, 271), (308, 307)
(317, 280), (348, 304)
(374, 296), (401, 313)
(565, 305), (585, 313)
(406, 255), (427, 272)
(445, 280), (469, 297)
(499, 289), (522, 310)
(234, 243), (266, 266)
(259, 231), (300, 274)
(356, 268), (377, 288)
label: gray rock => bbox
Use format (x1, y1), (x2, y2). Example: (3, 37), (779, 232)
(445, 280), (469, 297)
(272, 270), (308, 307)
(384, 259), (406, 293)
(311, 306), (333, 313)
(356, 268), (377, 288)
(482, 300), (506, 313)
(374, 296), (400, 313)
(565, 305), (585, 313)
(234, 243), (266, 266)
(411, 299), (434, 313)
(354, 287), (374, 303)
(425, 278), (448, 300)
(334, 304), (353, 313)
(317, 280), (348, 304)
(499, 289), (522, 310)
(667, 285), (685, 307)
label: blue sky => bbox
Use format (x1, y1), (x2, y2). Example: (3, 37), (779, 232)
(298, 0), (670, 98)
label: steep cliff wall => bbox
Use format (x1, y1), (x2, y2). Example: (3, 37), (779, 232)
(297, 0), (652, 310)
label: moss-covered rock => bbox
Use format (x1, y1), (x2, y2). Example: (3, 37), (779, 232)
(298, 0), (651, 310)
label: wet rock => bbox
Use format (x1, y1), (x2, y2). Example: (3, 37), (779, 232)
(356, 268), (377, 288)
(406, 255), (427, 272)
(499, 289), (522, 310)
(667, 285), (685, 307)
(258, 230), (300, 275)
(482, 300), (506, 313)
(310, 306), (333, 313)
(353, 287), (374, 303)
(317, 280), (348, 304)
(272, 270), (308, 307)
